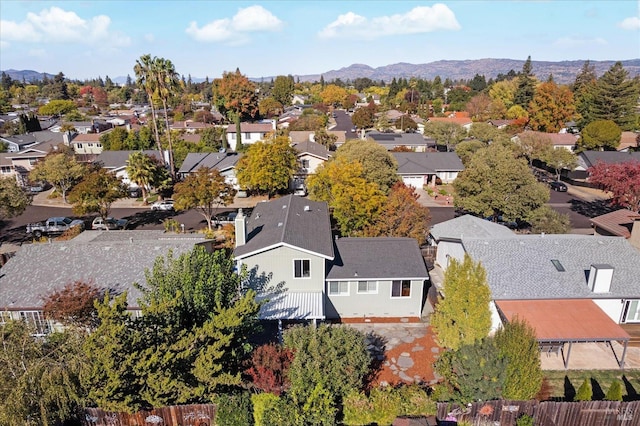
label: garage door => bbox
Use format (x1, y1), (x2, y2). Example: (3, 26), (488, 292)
(402, 176), (424, 188)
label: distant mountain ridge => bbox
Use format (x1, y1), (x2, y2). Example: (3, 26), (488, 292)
(4, 58), (640, 86)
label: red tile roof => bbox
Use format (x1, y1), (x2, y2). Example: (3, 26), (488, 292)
(518, 131), (578, 146)
(496, 299), (630, 342)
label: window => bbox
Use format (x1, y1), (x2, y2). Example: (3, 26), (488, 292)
(76, 143), (82, 148)
(328, 281), (348, 295)
(301, 159), (310, 169)
(231, 133), (236, 140)
(294, 259), (310, 278)
(245, 132), (251, 139)
(357, 280), (377, 294)
(19, 311), (50, 335)
(392, 280), (411, 298)
(0, 166), (11, 174)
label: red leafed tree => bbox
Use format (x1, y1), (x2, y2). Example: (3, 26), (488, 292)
(42, 280), (102, 328)
(588, 160), (640, 212)
(245, 343), (294, 395)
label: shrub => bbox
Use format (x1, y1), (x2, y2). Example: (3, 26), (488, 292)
(342, 390), (375, 426)
(251, 393), (279, 426)
(301, 383), (337, 426)
(605, 379), (624, 401)
(575, 378), (593, 401)
(369, 387), (402, 426)
(396, 385), (436, 417)
(439, 188), (448, 196)
(245, 344), (294, 395)
(516, 414), (534, 426)
(260, 395), (303, 426)
(163, 218), (180, 232)
(215, 392), (253, 426)
(343, 386), (435, 425)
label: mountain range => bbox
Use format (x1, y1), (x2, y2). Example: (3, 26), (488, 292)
(3, 58), (640, 86)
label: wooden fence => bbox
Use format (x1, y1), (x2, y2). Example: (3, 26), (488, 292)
(437, 400), (640, 426)
(83, 404), (216, 426)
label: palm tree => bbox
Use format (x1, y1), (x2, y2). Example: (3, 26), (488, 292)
(134, 54), (164, 166)
(153, 57), (180, 179)
(125, 151), (157, 204)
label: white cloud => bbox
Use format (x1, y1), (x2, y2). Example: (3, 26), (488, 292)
(617, 16), (640, 30)
(28, 48), (46, 58)
(0, 7), (130, 47)
(553, 36), (607, 48)
(144, 33), (155, 43)
(186, 5), (282, 43)
(318, 4), (460, 40)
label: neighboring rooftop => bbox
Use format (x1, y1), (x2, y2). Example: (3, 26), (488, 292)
(367, 131), (434, 150)
(429, 214), (516, 242)
(93, 150), (163, 169)
(234, 195), (334, 259)
(578, 150), (640, 169)
(293, 140), (330, 160)
(590, 209), (640, 239)
(392, 151), (465, 174)
(177, 152), (242, 175)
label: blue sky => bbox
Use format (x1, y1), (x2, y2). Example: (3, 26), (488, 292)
(1, 1), (639, 81)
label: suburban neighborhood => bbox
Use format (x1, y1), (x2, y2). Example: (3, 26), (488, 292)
(1, 34), (640, 426)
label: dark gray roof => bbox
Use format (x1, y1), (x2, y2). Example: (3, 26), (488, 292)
(462, 235), (640, 300)
(0, 231), (211, 310)
(327, 238), (429, 280)
(579, 151), (640, 168)
(293, 141), (330, 160)
(430, 214), (516, 241)
(392, 151), (464, 174)
(234, 195), (334, 259)
(94, 150), (162, 169)
(177, 152), (242, 175)
(367, 131), (434, 149)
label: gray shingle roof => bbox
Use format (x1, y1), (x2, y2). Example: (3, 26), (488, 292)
(177, 152), (242, 174)
(94, 150), (163, 169)
(462, 235), (640, 300)
(430, 214), (516, 241)
(0, 231), (211, 310)
(367, 131), (435, 149)
(233, 195), (334, 259)
(392, 152), (464, 174)
(579, 151), (640, 168)
(327, 238), (429, 280)
(293, 141), (330, 160)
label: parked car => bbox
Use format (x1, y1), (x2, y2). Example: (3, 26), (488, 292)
(129, 187), (142, 198)
(91, 217), (128, 230)
(150, 199), (175, 211)
(26, 217), (85, 238)
(549, 181), (568, 192)
(213, 211), (238, 226)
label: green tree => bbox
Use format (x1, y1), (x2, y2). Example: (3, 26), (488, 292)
(514, 56), (536, 108)
(272, 75), (295, 106)
(431, 254), (492, 351)
(335, 139), (398, 192)
(153, 57), (181, 176)
(455, 140), (486, 166)
(313, 128), (338, 150)
(543, 147), (577, 181)
(516, 131), (552, 166)
(0, 177), (30, 219)
(453, 143), (549, 222)
(489, 79), (518, 110)
(363, 182), (431, 245)
(284, 325), (371, 406)
(125, 151), (169, 203)
(604, 380), (623, 401)
(528, 81), (575, 133)
(307, 158), (386, 236)
(236, 136), (298, 197)
(575, 378), (593, 401)
(351, 107), (375, 132)
(38, 99), (77, 116)
(134, 54), (164, 162)
(30, 151), (86, 203)
(573, 61), (598, 129)
(527, 205), (571, 234)
(173, 167), (236, 230)
(423, 121), (467, 151)
(578, 120), (622, 151)
(468, 122), (509, 144)
(593, 62), (640, 130)
(0, 322), (86, 426)
(258, 97), (284, 118)
(68, 167), (127, 220)
(494, 317), (543, 400)
(320, 84), (348, 107)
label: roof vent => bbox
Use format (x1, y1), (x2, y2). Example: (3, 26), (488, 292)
(278, 222), (283, 227)
(304, 205), (311, 212)
(588, 264), (614, 293)
(282, 205), (287, 209)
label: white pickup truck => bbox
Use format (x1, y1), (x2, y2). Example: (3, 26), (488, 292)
(26, 216), (85, 238)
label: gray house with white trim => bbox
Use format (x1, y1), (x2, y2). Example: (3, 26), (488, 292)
(392, 151), (465, 188)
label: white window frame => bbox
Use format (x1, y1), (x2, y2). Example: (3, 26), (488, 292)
(19, 310), (51, 335)
(391, 280), (411, 298)
(624, 300), (640, 323)
(0, 311), (13, 324)
(328, 281), (349, 296)
(357, 280), (378, 294)
(293, 259), (311, 279)
(0, 166), (11, 174)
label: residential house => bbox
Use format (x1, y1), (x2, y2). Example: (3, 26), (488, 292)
(177, 151), (242, 189)
(590, 209), (640, 250)
(170, 120), (217, 134)
(515, 131), (579, 152)
(572, 151), (640, 180)
(618, 131), (639, 152)
(0, 153), (15, 182)
(0, 231), (215, 334)
(429, 215), (639, 367)
(226, 122), (275, 151)
(233, 195), (429, 322)
(289, 130), (346, 147)
(3, 134), (66, 186)
(292, 140), (331, 193)
(71, 133), (103, 155)
(0, 134), (39, 152)
(292, 94), (309, 105)
(367, 131), (435, 152)
(93, 150), (165, 188)
(427, 112), (473, 131)
(487, 119), (516, 130)
(392, 151), (465, 188)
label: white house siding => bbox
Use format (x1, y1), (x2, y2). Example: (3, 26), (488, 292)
(436, 171), (459, 184)
(402, 175), (425, 189)
(490, 301), (502, 334)
(299, 154), (325, 175)
(239, 245), (327, 294)
(227, 132), (268, 151)
(325, 279), (424, 319)
(435, 241), (466, 271)
(593, 298), (625, 323)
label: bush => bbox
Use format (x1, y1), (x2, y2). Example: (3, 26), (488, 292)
(251, 393), (279, 426)
(245, 344), (294, 395)
(163, 218), (180, 232)
(215, 392), (253, 426)
(605, 379), (623, 401)
(300, 383), (337, 426)
(369, 387), (402, 426)
(396, 385), (436, 417)
(342, 390), (375, 426)
(516, 414), (534, 426)
(575, 378), (593, 401)
(259, 394), (303, 426)
(343, 386), (435, 425)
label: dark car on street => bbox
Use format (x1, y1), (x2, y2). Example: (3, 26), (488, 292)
(549, 181), (568, 192)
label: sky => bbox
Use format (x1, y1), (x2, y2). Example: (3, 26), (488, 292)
(1, 1), (639, 81)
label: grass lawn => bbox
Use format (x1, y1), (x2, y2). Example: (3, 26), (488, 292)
(543, 369), (640, 401)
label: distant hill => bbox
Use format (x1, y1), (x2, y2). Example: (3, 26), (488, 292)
(2, 69), (55, 83)
(4, 58), (640, 86)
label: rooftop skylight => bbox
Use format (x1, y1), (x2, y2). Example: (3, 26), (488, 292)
(551, 259), (565, 272)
